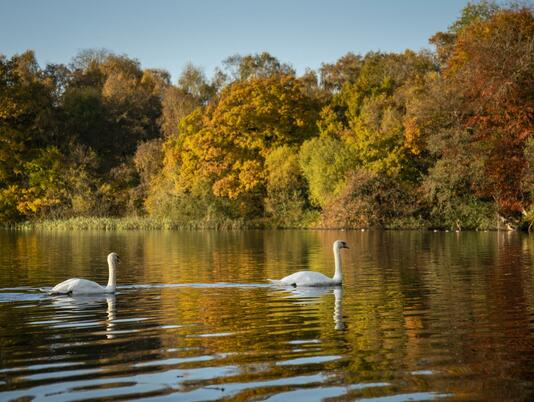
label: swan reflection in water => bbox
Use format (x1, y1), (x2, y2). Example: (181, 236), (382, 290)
(50, 294), (116, 339)
(281, 286), (345, 330)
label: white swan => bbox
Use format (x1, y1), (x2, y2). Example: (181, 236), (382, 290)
(50, 252), (120, 295)
(268, 240), (348, 287)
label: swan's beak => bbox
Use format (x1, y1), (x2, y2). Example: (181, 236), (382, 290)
(117, 256), (121, 264)
(342, 244), (349, 249)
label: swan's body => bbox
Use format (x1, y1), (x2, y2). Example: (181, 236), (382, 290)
(269, 240), (348, 287)
(272, 271), (339, 287)
(50, 278), (110, 294)
(50, 252), (120, 295)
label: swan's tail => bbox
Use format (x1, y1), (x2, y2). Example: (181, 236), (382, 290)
(267, 279), (297, 287)
(39, 287), (71, 296)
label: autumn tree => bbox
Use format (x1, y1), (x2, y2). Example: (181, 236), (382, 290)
(65, 51), (165, 167)
(418, 5), (534, 225)
(320, 169), (417, 229)
(61, 50), (169, 214)
(319, 52), (362, 93)
(448, 8), (533, 217)
(0, 51), (64, 221)
(159, 64), (214, 139)
(523, 136), (534, 230)
(429, 1), (501, 66)
(222, 52), (295, 81)
(2, 11), (532, 230)
(300, 51), (435, 225)
(154, 74), (320, 219)
(177, 63), (217, 103)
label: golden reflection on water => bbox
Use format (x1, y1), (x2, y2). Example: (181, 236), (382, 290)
(0, 230), (533, 401)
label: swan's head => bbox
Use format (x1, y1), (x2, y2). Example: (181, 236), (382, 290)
(334, 240), (349, 250)
(107, 252), (121, 266)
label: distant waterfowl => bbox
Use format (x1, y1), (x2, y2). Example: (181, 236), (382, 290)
(49, 252), (120, 295)
(268, 240), (348, 287)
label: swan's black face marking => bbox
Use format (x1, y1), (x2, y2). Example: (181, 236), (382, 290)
(341, 241), (349, 249)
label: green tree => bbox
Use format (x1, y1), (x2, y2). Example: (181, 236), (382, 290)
(132, 139), (164, 213)
(265, 146), (309, 227)
(222, 52), (295, 81)
(299, 136), (357, 207)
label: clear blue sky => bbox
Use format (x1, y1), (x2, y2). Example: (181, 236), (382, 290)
(1, 0), (471, 81)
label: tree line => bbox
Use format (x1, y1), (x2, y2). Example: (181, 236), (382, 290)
(1, 2), (533, 230)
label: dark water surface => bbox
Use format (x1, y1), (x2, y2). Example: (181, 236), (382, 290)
(0, 230), (533, 401)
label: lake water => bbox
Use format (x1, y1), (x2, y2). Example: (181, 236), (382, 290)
(0, 230), (533, 401)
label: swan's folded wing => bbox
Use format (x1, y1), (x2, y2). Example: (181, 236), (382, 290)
(50, 278), (81, 294)
(50, 278), (107, 294)
(268, 272), (304, 286)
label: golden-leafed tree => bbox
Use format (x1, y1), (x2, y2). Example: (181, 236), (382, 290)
(150, 75), (320, 220)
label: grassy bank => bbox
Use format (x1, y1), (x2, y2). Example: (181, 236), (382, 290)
(7, 216), (253, 231)
(3, 215), (525, 231)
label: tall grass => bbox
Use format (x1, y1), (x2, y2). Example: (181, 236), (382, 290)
(3, 213), (516, 231)
(8, 216), (254, 231)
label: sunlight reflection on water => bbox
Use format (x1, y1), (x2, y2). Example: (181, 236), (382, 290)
(0, 230), (533, 401)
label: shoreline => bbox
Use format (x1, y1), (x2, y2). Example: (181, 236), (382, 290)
(1, 216), (524, 232)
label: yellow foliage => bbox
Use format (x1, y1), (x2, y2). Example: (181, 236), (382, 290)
(158, 75), (319, 202)
(403, 116), (422, 155)
(317, 106), (344, 138)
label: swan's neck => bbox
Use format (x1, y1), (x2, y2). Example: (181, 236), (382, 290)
(332, 246), (343, 283)
(107, 261), (117, 291)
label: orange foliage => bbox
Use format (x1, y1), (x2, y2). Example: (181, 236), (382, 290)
(445, 9), (534, 215)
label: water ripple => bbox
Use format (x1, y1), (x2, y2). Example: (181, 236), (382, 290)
(1, 230), (533, 401)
